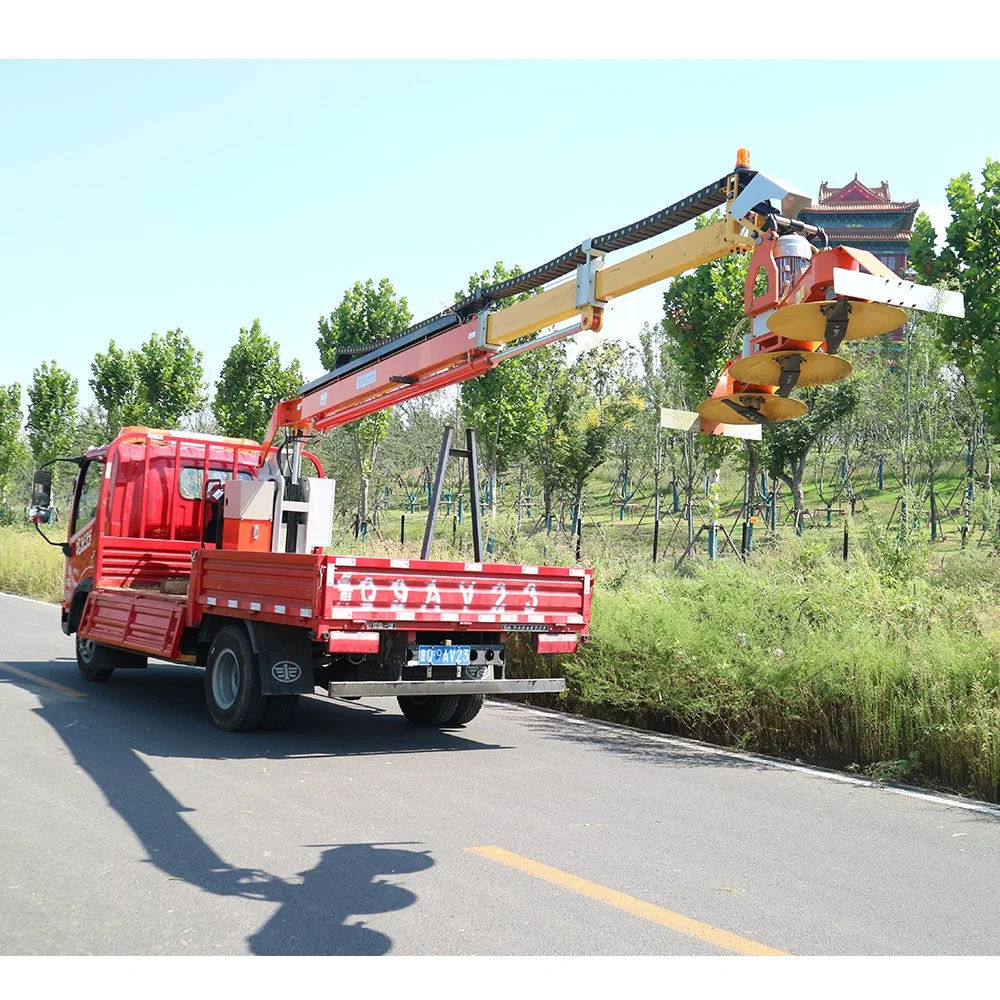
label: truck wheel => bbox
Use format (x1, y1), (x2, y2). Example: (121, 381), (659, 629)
(76, 635), (114, 682)
(205, 625), (268, 732)
(75, 636), (147, 681)
(446, 694), (485, 727)
(258, 695), (300, 731)
(397, 695), (460, 727)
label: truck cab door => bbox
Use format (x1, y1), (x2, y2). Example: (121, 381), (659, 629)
(64, 458), (106, 608)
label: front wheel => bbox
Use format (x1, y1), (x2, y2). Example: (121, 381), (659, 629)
(204, 625), (268, 731)
(76, 635), (147, 682)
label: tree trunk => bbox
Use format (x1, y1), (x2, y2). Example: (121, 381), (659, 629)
(359, 477), (369, 532)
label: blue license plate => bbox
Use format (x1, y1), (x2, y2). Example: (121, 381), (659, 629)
(418, 645), (471, 666)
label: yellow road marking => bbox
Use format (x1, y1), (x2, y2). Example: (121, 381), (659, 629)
(469, 845), (787, 956)
(0, 663), (87, 699)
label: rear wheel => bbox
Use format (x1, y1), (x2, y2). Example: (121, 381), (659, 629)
(446, 694), (485, 727)
(258, 694), (300, 731)
(397, 694), (460, 727)
(205, 625), (267, 732)
(76, 635), (147, 682)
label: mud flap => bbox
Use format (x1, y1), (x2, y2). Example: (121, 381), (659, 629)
(247, 621), (316, 696)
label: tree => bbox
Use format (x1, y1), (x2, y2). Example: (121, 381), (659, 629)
(911, 160), (1000, 433)
(763, 379), (859, 522)
(548, 342), (643, 522)
(213, 319), (304, 441)
(317, 278), (412, 526)
(457, 263), (553, 516)
(660, 213), (748, 515)
(0, 383), (28, 517)
(90, 339), (139, 439)
(132, 328), (207, 429)
(26, 361), (79, 467)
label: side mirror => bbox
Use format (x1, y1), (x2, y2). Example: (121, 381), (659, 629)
(31, 469), (54, 525)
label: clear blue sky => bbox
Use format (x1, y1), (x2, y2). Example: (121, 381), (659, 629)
(1, 60), (997, 412)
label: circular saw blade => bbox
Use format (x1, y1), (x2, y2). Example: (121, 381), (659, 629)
(766, 299), (907, 343)
(696, 393), (808, 426)
(728, 350), (853, 389)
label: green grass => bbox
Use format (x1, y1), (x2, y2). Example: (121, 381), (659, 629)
(0, 526), (64, 603)
(509, 539), (1000, 803)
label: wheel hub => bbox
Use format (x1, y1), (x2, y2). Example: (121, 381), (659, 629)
(212, 648), (240, 710)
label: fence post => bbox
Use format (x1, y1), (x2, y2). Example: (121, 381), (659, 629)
(843, 523), (849, 560)
(400, 514), (405, 545)
(652, 517), (660, 564)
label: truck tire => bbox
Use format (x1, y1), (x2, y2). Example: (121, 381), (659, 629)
(258, 695), (300, 731)
(445, 694), (485, 727)
(75, 636), (147, 682)
(205, 625), (268, 732)
(397, 694), (460, 727)
(76, 635), (114, 682)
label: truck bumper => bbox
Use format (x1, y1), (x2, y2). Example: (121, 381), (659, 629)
(326, 679), (565, 698)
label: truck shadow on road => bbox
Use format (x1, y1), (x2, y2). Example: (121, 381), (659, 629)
(2, 660), (504, 954)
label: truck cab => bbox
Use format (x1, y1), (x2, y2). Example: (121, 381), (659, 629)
(58, 427), (322, 637)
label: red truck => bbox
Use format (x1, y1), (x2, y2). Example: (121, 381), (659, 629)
(36, 426), (586, 731)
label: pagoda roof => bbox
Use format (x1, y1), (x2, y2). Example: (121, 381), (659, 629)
(823, 230), (913, 243)
(803, 200), (919, 214)
(805, 173), (918, 214)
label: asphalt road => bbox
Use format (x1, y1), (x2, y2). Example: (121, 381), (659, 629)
(2, 591), (1000, 956)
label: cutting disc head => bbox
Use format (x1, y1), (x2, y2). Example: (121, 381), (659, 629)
(696, 393), (808, 426)
(728, 350), (853, 389)
(767, 299), (907, 343)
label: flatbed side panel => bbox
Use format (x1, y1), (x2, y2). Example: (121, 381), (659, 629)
(99, 536), (200, 589)
(189, 549), (323, 628)
(322, 555), (591, 632)
(78, 590), (187, 659)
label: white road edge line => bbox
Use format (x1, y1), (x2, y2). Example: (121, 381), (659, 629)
(494, 700), (1000, 819)
(0, 591), (60, 608)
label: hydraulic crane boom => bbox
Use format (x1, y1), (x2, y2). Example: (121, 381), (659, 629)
(260, 150), (965, 463)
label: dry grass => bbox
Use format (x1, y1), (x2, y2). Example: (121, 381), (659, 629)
(0, 526), (65, 603)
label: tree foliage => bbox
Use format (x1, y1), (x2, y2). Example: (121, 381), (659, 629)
(317, 278), (413, 520)
(213, 319), (304, 441)
(91, 329), (206, 434)
(457, 263), (554, 509)
(26, 361), (79, 466)
(661, 212), (748, 406)
(132, 328), (207, 429)
(90, 339), (139, 438)
(911, 160), (1000, 432)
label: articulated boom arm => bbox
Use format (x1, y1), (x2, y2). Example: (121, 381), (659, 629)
(260, 154), (774, 463)
(260, 150), (965, 463)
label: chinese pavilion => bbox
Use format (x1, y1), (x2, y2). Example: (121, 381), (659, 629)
(798, 175), (919, 357)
